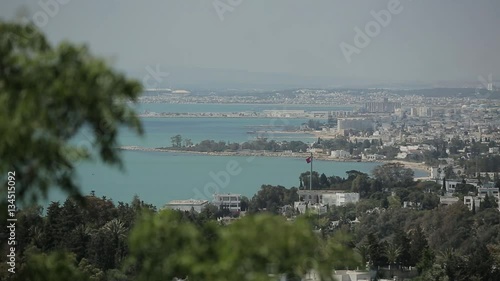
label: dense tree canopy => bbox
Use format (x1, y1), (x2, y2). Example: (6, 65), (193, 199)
(372, 163), (414, 187)
(129, 210), (358, 281)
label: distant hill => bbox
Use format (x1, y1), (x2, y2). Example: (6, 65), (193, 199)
(395, 88), (500, 98)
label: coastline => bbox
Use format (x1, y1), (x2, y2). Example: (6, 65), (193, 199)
(118, 146), (431, 177)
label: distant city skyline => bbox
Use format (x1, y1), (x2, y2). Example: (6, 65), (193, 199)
(1, 0), (499, 89)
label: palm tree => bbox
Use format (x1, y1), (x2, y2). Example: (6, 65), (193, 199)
(102, 219), (127, 265)
(436, 248), (455, 266)
(72, 224), (92, 260)
(103, 219), (127, 239)
(384, 242), (402, 277)
(30, 225), (44, 247)
(436, 248), (465, 280)
(74, 224), (92, 237)
(355, 243), (369, 269)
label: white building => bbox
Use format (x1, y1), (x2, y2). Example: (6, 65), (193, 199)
(410, 107), (433, 117)
(304, 269), (375, 281)
(163, 199), (208, 213)
(298, 190), (325, 204)
(292, 202), (328, 215)
(396, 152), (408, 159)
(331, 150), (351, 159)
(293, 201), (308, 214)
(213, 193), (241, 212)
(489, 147), (499, 154)
(440, 196), (459, 206)
(333, 270), (375, 281)
(445, 180), (479, 193)
(262, 110), (305, 118)
(322, 193), (360, 207)
(308, 203), (328, 215)
(298, 190), (355, 205)
(362, 154), (385, 161)
(464, 196), (481, 211)
(477, 187), (500, 200)
(430, 167), (444, 180)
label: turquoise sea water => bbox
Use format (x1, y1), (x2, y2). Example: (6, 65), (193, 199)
(48, 151), (386, 208)
(116, 117), (316, 147)
(45, 103), (424, 208)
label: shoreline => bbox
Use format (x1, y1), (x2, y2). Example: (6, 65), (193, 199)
(138, 114), (329, 119)
(136, 101), (359, 107)
(118, 146), (431, 176)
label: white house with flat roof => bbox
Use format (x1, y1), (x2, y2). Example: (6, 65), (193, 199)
(297, 190), (359, 207)
(213, 193), (241, 212)
(322, 193), (360, 207)
(331, 150), (351, 159)
(445, 180), (479, 193)
(478, 186), (500, 200)
(464, 196), (481, 211)
(163, 199), (208, 213)
(439, 196), (459, 206)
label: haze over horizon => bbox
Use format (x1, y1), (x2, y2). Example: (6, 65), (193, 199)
(1, 0), (499, 89)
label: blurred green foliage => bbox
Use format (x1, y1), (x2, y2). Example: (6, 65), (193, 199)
(0, 21), (143, 205)
(128, 210), (359, 281)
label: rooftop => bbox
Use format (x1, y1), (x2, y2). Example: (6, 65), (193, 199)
(165, 199), (208, 206)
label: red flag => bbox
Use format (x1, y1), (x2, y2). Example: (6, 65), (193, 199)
(306, 156), (312, 163)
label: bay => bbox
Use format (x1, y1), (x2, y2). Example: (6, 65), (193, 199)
(44, 103), (425, 208)
(116, 117), (316, 147)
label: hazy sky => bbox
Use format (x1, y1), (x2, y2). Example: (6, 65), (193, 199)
(1, 0), (499, 88)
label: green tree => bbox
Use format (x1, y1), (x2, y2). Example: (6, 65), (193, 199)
(78, 258), (105, 281)
(183, 138), (193, 147)
(384, 242), (401, 277)
(416, 248), (435, 275)
(393, 229), (411, 268)
(364, 233), (386, 268)
(443, 165), (457, 179)
(87, 228), (117, 271)
(319, 173), (329, 188)
(15, 252), (88, 281)
(436, 248), (465, 280)
(128, 210), (358, 281)
(14, 205), (44, 253)
(300, 171), (320, 190)
(409, 225), (429, 266)
(388, 195), (401, 209)
(170, 134), (182, 148)
(102, 219), (128, 267)
(0, 21), (143, 204)
(249, 185), (298, 214)
(481, 193), (499, 210)
(42, 202), (64, 252)
(372, 163), (414, 188)
(351, 174), (370, 197)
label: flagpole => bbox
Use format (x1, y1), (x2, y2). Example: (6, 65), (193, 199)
(310, 152), (313, 190)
